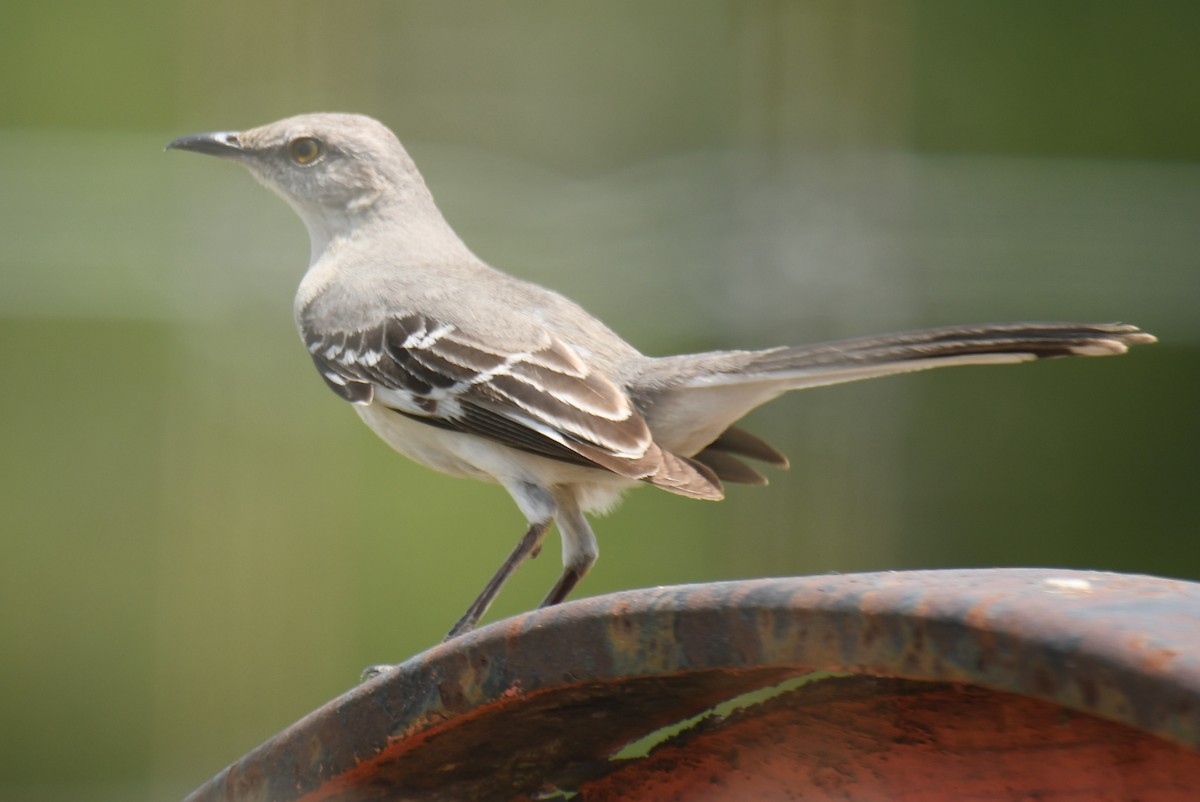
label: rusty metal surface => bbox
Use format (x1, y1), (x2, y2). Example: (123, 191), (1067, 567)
(579, 676), (1200, 801)
(183, 569), (1200, 802)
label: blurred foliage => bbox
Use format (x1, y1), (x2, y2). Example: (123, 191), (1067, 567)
(1, 1), (1198, 800)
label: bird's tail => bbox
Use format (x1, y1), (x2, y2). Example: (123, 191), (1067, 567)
(640, 322), (1156, 485)
(691, 322), (1155, 390)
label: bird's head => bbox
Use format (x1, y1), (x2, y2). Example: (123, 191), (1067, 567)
(168, 113), (435, 256)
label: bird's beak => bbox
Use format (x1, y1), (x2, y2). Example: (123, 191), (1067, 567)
(165, 130), (245, 158)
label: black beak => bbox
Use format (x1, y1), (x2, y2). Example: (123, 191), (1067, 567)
(165, 130), (244, 157)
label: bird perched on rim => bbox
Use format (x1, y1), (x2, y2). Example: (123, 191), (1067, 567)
(168, 113), (1155, 640)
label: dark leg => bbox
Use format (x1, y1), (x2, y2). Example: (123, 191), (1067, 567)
(444, 520), (550, 641)
(538, 497), (597, 608)
(540, 566), (584, 607)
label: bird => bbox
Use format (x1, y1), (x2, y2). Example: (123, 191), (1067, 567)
(167, 113), (1155, 640)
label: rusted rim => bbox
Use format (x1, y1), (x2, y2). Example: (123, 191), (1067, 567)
(184, 569), (1200, 801)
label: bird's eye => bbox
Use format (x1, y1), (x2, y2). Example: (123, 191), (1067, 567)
(288, 137), (321, 165)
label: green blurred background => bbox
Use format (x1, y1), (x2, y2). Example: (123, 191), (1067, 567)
(2, 1), (1198, 799)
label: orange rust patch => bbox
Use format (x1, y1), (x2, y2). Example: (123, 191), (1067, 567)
(578, 677), (1200, 802)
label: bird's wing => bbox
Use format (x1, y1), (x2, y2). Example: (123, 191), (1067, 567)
(302, 311), (721, 497)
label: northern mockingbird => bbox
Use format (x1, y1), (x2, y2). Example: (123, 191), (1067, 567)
(168, 113), (1155, 639)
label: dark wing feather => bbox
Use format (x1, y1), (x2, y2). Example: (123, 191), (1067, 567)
(301, 312), (722, 498)
(391, 402), (600, 468)
(692, 425), (791, 485)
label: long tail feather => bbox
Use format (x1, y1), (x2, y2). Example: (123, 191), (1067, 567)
(745, 322), (1155, 378)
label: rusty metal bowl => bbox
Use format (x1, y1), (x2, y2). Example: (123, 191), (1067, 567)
(184, 568), (1200, 801)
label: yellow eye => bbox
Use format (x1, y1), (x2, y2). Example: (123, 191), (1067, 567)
(288, 137), (321, 165)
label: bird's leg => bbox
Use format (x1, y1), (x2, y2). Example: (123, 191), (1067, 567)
(444, 520), (550, 641)
(541, 566), (586, 607)
(540, 495), (598, 608)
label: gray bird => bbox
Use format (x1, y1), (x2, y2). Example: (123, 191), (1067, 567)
(168, 113), (1155, 639)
